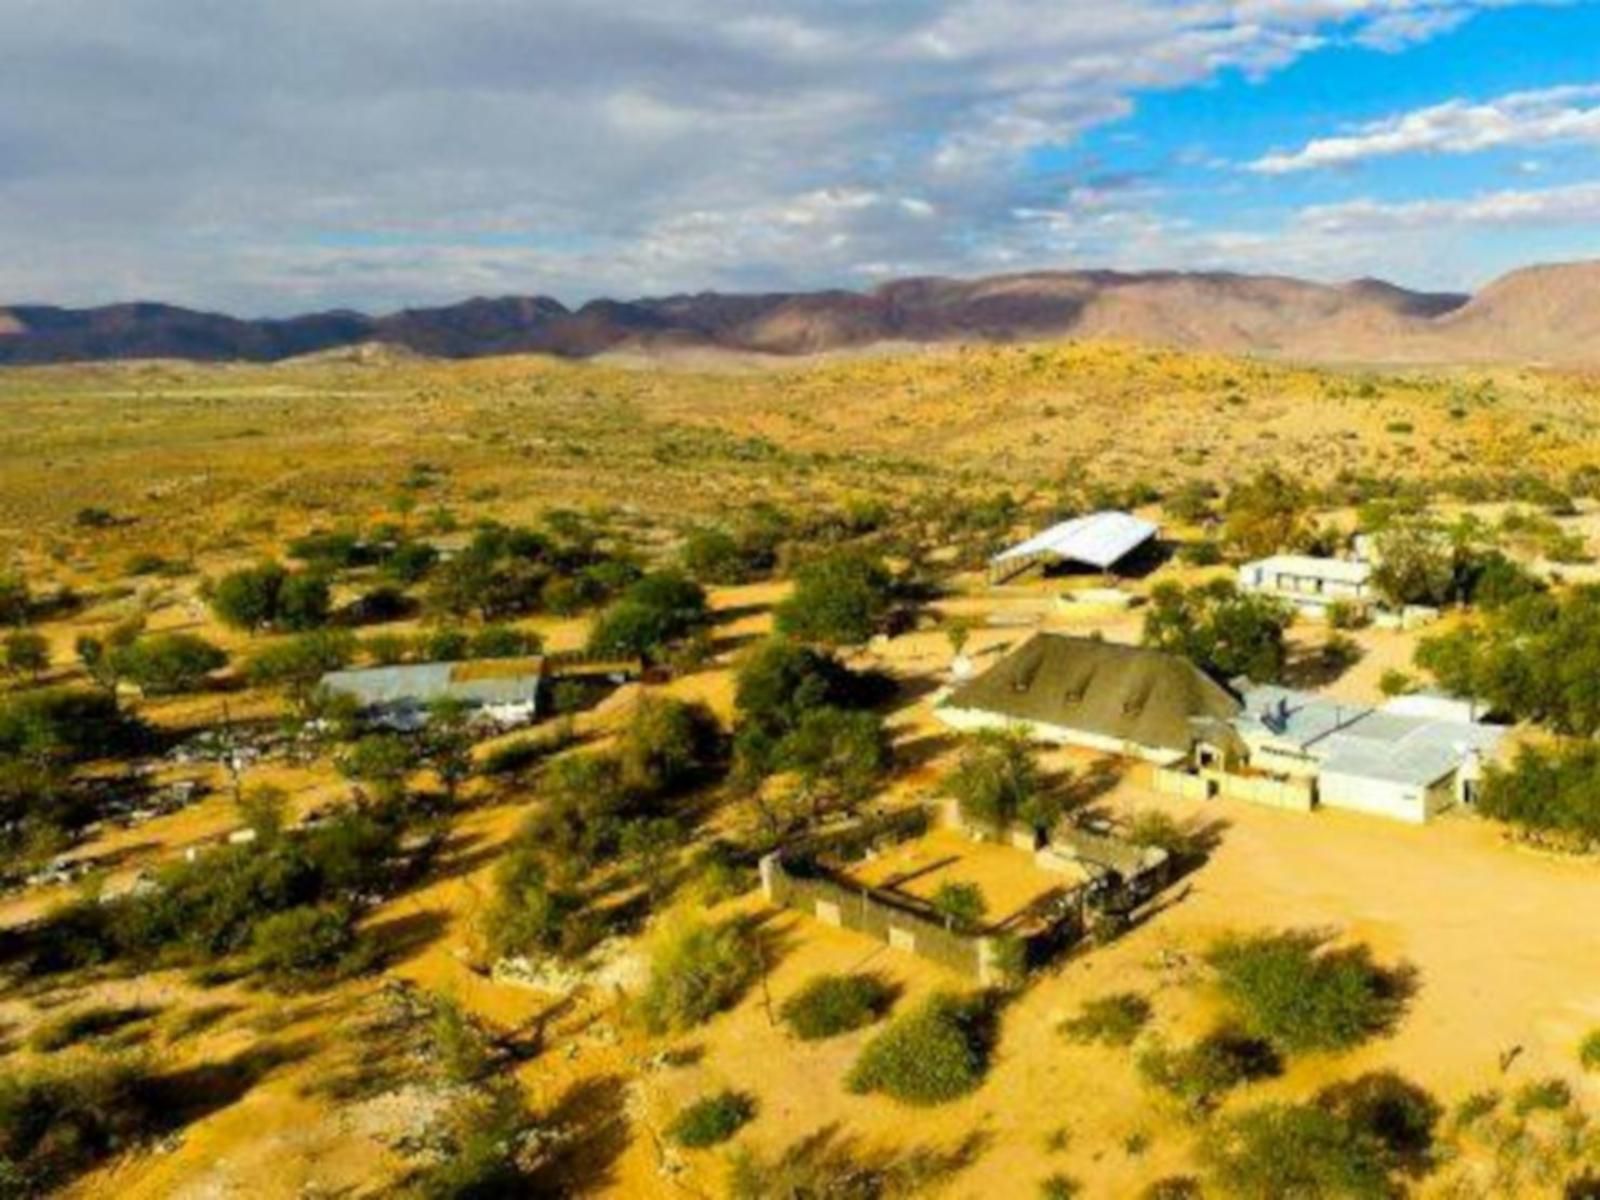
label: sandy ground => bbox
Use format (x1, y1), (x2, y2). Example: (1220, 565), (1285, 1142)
(4, 564), (1597, 1198)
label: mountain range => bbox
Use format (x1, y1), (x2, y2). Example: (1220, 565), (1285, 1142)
(3, 260), (1599, 367)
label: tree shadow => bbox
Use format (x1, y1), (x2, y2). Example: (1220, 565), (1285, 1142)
(528, 1073), (632, 1194)
(893, 731), (957, 774)
(363, 908), (451, 970)
(735, 1122), (989, 1193)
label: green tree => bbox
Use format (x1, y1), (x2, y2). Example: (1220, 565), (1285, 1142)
(931, 881), (987, 932)
(1370, 518), (1456, 608)
(943, 729), (1056, 834)
(113, 633), (227, 696)
(1144, 579), (1293, 683)
(426, 696), (475, 804)
(0, 572), (30, 626)
(617, 695), (719, 796)
(210, 561), (289, 633)
(773, 706), (889, 821)
(775, 550), (894, 646)
(3, 629), (49, 681)
(1222, 470), (1308, 560)
(339, 734), (415, 803)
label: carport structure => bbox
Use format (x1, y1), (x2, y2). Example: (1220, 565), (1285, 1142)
(989, 510), (1158, 583)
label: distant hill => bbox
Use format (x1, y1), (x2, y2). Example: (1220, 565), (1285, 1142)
(3, 261), (1597, 367)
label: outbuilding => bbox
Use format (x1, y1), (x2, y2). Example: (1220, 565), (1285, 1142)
(989, 511), (1159, 584)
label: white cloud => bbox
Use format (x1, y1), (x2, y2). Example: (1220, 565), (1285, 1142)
(0, 0), (1565, 311)
(1298, 180), (1600, 231)
(1252, 83), (1600, 173)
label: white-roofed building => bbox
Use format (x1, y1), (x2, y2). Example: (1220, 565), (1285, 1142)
(1239, 554), (1374, 616)
(989, 511), (1159, 583)
(1215, 683), (1506, 824)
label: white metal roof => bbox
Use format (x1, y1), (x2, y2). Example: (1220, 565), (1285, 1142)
(1242, 555), (1372, 586)
(1234, 683), (1504, 788)
(992, 511), (1158, 571)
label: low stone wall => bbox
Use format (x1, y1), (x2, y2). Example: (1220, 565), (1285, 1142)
(760, 853), (1002, 982)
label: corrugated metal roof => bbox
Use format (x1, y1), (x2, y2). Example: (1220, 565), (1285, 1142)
(992, 511), (1158, 571)
(321, 661), (543, 708)
(1235, 682), (1504, 787)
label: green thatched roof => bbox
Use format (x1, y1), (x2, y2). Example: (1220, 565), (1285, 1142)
(943, 633), (1242, 755)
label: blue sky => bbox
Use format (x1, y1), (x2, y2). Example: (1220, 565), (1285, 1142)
(0, 0), (1597, 312)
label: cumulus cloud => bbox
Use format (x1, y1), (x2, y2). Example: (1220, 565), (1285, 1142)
(0, 0), (1563, 311)
(1252, 83), (1600, 173)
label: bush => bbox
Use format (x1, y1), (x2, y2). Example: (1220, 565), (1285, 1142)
(667, 1090), (755, 1149)
(0, 1055), (160, 1193)
(1039, 1175), (1080, 1200)
(1206, 931), (1403, 1054)
(847, 993), (990, 1106)
(635, 917), (758, 1034)
(1580, 1030), (1600, 1072)
(114, 633), (227, 696)
(469, 625), (543, 659)
(1205, 1102), (1392, 1200)
(1137, 1028), (1279, 1116)
(2, 630), (48, 680)
(1207, 1073), (1441, 1199)
(1512, 1076), (1572, 1115)
(483, 831), (594, 961)
(248, 902), (366, 985)
(775, 550), (894, 646)
(587, 571), (708, 661)
(618, 695), (719, 796)
(210, 561), (329, 633)
(780, 973), (896, 1040)
(1378, 668), (1415, 698)
(943, 729), (1055, 834)
(1144, 579), (1293, 684)
(931, 882), (987, 932)
(1060, 992), (1151, 1047)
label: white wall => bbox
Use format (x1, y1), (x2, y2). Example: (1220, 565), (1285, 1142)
(936, 706), (1185, 766)
(1318, 770), (1457, 824)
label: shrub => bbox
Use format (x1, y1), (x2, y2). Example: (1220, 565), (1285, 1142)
(1137, 1029), (1279, 1116)
(943, 729), (1056, 835)
(847, 993), (990, 1106)
(483, 834), (594, 961)
(0, 1055), (160, 1193)
(1378, 668), (1415, 698)
(1205, 1102), (1391, 1200)
(1206, 931), (1403, 1054)
(2, 630), (48, 680)
(1580, 1030), (1600, 1072)
(635, 917), (758, 1034)
(1144, 579), (1293, 684)
(113, 633), (227, 696)
(780, 973), (896, 1040)
(617, 695), (719, 796)
(1039, 1175), (1080, 1199)
(931, 882), (987, 932)
(587, 571), (709, 661)
(1140, 1179), (1201, 1200)
(1060, 992), (1151, 1047)
(1512, 1076), (1572, 1115)
(775, 550), (894, 646)
(1207, 1073), (1441, 1199)
(1325, 600), (1366, 630)
(469, 625), (543, 659)
(248, 902), (366, 985)
(667, 1090), (755, 1149)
